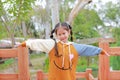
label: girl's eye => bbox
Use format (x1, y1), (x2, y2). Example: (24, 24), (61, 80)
(58, 34), (61, 36)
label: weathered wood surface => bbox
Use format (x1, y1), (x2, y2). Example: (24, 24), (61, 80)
(0, 47), (30, 80)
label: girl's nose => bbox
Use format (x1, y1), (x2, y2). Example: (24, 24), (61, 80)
(61, 35), (65, 39)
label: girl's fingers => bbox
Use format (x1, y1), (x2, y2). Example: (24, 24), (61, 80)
(102, 49), (110, 56)
(105, 52), (110, 56)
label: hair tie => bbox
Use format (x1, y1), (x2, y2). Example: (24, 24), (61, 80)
(50, 29), (55, 38)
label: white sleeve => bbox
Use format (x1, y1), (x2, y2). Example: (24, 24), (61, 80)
(25, 39), (55, 53)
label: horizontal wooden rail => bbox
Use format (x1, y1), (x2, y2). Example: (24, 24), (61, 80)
(43, 73), (48, 79)
(98, 38), (115, 43)
(110, 71), (120, 80)
(99, 38), (120, 80)
(0, 47), (30, 80)
(0, 48), (18, 58)
(76, 72), (86, 78)
(38, 72), (94, 80)
(89, 73), (95, 80)
(37, 69), (95, 80)
(0, 74), (18, 80)
(109, 47), (120, 56)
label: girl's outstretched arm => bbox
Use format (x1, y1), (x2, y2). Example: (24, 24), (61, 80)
(73, 42), (110, 56)
(15, 39), (55, 53)
(73, 43), (102, 56)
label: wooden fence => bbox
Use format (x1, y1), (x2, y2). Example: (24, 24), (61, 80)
(98, 38), (120, 80)
(0, 47), (96, 80)
(0, 38), (120, 80)
(0, 46), (30, 80)
(37, 69), (95, 80)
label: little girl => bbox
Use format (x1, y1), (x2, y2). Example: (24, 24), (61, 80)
(20, 22), (107, 80)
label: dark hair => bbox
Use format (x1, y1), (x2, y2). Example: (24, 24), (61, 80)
(50, 22), (73, 41)
(50, 22), (73, 57)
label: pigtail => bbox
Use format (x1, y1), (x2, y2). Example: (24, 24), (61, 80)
(53, 38), (62, 57)
(50, 29), (55, 39)
(50, 23), (62, 57)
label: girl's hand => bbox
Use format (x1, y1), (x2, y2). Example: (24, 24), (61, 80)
(21, 42), (26, 47)
(101, 49), (110, 56)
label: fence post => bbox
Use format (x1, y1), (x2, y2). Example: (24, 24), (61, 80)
(18, 47), (30, 80)
(98, 41), (110, 80)
(37, 70), (44, 80)
(86, 68), (92, 80)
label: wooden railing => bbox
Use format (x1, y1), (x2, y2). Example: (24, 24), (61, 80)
(0, 47), (30, 80)
(37, 69), (96, 80)
(1, 38), (120, 80)
(98, 38), (120, 80)
(0, 47), (96, 80)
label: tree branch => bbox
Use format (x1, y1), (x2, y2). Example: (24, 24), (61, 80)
(68, 0), (92, 25)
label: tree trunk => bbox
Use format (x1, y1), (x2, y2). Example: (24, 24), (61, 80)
(11, 33), (15, 47)
(50, 0), (60, 29)
(45, 22), (51, 39)
(1, 16), (15, 47)
(45, 0), (51, 39)
(68, 0), (92, 25)
(21, 21), (27, 39)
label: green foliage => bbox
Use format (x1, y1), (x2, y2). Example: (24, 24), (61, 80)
(33, 6), (50, 24)
(110, 56), (120, 70)
(3, 0), (34, 21)
(0, 25), (8, 39)
(43, 57), (49, 72)
(30, 53), (49, 72)
(13, 20), (39, 38)
(76, 56), (98, 72)
(105, 2), (120, 20)
(30, 53), (44, 59)
(104, 3), (120, 72)
(0, 59), (14, 71)
(76, 57), (87, 72)
(59, 0), (74, 22)
(0, 0), (35, 39)
(73, 9), (103, 39)
(110, 27), (120, 70)
(112, 28), (120, 41)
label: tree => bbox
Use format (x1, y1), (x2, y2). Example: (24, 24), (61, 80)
(102, 1), (120, 70)
(0, 0), (93, 46)
(111, 27), (120, 70)
(32, 3), (51, 38)
(32, 0), (92, 39)
(0, 0), (34, 47)
(73, 9), (103, 39)
(0, 24), (7, 39)
(68, 0), (92, 25)
(105, 1), (120, 27)
(93, 1), (120, 38)
(48, 0), (92, 28)
(50, 0), (60, 29)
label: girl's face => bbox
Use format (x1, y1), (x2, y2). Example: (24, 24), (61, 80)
(56, 27), (70, 43)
